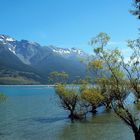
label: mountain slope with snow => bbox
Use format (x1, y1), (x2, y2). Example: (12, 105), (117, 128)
(0, 34), (89, 84)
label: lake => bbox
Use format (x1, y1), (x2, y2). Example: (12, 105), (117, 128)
(0, 85), (134, 140)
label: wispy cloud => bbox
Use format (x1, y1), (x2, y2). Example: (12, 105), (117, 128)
(108, 41), (126, 46)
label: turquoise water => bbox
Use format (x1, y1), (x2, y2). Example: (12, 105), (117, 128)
(0, 86), (134, 140)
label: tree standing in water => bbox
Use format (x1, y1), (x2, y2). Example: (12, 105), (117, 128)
(90, 32), (140, 140)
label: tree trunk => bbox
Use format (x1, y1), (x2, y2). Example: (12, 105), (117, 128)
(132, 126), (140, 140)
(68, 111), (84, 120)
(69, 110), (74, 121)
(105, 102), (112, 111)
(134, 132), (140, 140)
(91, 105), (97, 114)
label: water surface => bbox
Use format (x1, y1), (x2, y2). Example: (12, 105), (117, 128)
(0, 86), (134, 140)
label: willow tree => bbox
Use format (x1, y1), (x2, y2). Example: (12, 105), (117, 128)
(55, 84), (84, 120)
(80, 86), (104, 113)
(55, 83), (104, 120)
(90, 32), (140, 140)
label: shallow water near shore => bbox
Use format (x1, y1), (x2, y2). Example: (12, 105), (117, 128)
(0, 86), (134, 140)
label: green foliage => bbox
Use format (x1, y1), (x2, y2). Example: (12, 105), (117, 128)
(89, 32), (140, 139)
(55, 84), (80, 120)
(72, 76), (90, 84)
(90, 32), (110, 49)
(78, 79), (88, 84)
(49, 71), (69, 84)
(111, 67), (124, 78)
(116, 107), (128, 118)
(81, 86), (104, 107)
(130, 0), (140, 19)
(55, 84), (78, 103)
(0, 93), (6, 102)
(136, 101), (140, 110)
(88, 60), (103, 70)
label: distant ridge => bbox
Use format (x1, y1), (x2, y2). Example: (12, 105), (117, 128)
(0, 34), (89, 84)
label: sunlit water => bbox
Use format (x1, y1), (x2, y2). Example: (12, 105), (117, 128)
(0, 86), (134, 140)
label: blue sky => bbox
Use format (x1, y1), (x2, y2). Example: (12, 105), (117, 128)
(0, 0), (139, 53)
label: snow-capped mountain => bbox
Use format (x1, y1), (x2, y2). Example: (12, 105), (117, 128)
(0, 35), (16, 54)
(0, 35), (16, 42)
(50, 46), (86, 56)
(0, 34), (88, 84)
(0, 34), (88, 64)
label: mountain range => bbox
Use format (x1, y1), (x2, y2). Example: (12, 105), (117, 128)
(0, 35), (89, 84)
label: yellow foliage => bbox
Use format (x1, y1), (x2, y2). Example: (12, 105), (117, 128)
(81, 88), (104, 105)
(136, 101), (140, 110)
(55, 84), (78, 101)
(88, 60), (103, 70)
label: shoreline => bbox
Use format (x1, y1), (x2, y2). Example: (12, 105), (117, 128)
(0, 85), (56, 87)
